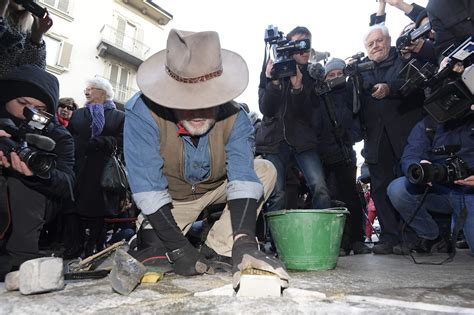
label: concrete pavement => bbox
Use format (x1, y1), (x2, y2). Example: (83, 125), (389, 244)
(1, 250), (473, 314)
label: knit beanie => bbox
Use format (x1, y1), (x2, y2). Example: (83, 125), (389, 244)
(324, 58), (346, 75)
(0, 81), (51, 110)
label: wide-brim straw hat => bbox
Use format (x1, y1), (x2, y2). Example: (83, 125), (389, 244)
(137, 29), (249, 110)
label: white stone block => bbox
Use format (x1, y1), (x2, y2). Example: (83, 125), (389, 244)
(5, 271), (20, 291)
(236, 274), (282, 297)
(19, 257), (64, 295)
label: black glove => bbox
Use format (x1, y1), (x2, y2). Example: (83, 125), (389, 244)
(166, 242), (214, 276)
(231, 235), (289, 290)
(146, 204), (214, 276)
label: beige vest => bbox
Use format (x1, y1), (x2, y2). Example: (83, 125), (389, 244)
(149, 102), (239, 201)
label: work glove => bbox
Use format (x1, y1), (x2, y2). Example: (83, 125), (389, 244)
(231, 235), (290, 291)
(166, 242), (215, 276)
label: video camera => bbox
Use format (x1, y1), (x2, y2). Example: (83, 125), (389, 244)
(399, 37), (474, 123)
(13, 0), (47, 19)
(344, 52), (375, 77)
(264, 25), (311, 80)
(407, 145), (472, 185)
(0, 107), (56, 176)
(312, 52), (374, 96)
(396, 22), (432, 51)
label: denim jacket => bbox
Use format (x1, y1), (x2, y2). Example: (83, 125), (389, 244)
(124, 93), (263, 215)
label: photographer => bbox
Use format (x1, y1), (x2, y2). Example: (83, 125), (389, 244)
(0, 0), (52, 77)
(0, 65), (75, 280)
(357, 24), (425, 254)
(317, 58), (371, 255)
(387, 111), (474, 254)
(257, 26), (331, 212)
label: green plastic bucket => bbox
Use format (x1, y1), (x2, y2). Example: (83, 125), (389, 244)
(266, 208), (349, 270)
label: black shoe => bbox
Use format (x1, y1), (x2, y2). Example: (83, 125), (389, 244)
(414, 236), (448, 254)
(200, 244), (232, 268)
(456, 239), (469, 249)
(352, 241), (372, 255)
(393, 242), (416, 255)
(372, 242), (394, 255)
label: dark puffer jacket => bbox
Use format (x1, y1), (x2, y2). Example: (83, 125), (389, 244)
(256, 63), (321, 154)
(358, 48), (424, 164)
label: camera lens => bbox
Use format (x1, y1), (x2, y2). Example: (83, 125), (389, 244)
(407, 163), (448, 185)
(16, 147), (55, 175)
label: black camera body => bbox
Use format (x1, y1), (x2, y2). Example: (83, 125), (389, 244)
(0, 108), (56, 176)
(314, 75), (347, 96)
(264, 25), (311, 80)
(14, 0), (47, 18)
(396, 22), (432, 51)
(407, 145), (472, 185)
(399, 37), (474, 123)
(343, 52), (375, 77)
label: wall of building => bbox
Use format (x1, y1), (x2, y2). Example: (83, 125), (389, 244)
(40, 0), (171, 108)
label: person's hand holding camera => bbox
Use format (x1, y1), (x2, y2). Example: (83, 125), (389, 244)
(0, 130), (33, 176)
(30, 10), (53, 45)
(265, 59), (280, 87)
(455, 175), (474, 187)
(290, 65), (303, 91)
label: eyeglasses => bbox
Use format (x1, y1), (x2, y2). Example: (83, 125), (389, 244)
(84, 87), (102, 93)
(59, 105), (75, 110)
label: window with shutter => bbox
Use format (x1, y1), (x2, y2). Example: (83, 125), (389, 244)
(44, 34), (72, 74)
(57, 0), (70, 13)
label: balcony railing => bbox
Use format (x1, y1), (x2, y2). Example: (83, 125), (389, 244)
(97, 24), (150, 67)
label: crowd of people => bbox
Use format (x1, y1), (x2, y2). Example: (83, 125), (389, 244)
(0, 0), (473, 289)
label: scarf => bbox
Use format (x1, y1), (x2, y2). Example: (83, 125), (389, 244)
(86, 100), (116, 138)
(56, 114), (69, 128)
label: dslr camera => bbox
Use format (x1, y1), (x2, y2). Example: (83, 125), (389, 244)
(0, 107), (56, 176)
(13, 0), (47, 18)
(407, 145), (472, 185)
(264, 25), (311, 80)
(399, 37), (474, 123)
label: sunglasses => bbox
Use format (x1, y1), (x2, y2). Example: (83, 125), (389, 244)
(59, 105), (75, 110)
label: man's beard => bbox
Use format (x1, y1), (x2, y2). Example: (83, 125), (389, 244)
(180, 118), (216, 136)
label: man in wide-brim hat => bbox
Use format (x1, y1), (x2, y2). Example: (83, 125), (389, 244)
(124, 29), (289, 290)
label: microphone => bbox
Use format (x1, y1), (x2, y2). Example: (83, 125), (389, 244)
(308, 62), (326, 83)
(25, 133), (56, 152)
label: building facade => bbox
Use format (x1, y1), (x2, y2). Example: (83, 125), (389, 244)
(40, 0), (172, 109)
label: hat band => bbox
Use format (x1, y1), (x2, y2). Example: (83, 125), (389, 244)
(166, 66), (223, 84)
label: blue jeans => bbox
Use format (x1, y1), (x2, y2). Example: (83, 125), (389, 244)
(388, 177), (474, 254)
(264, 143), (331, 212)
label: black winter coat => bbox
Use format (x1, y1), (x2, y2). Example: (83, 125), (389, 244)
(317, 84), (360, 166)
(256, 64), (321, 154)
(359, 48), (424, 164)
(68, 106), (124, 217)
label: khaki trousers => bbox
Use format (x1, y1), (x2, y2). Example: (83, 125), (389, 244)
(171, 158), (276, 257)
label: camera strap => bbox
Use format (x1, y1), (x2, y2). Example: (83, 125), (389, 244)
(322, 94), (352, 164)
